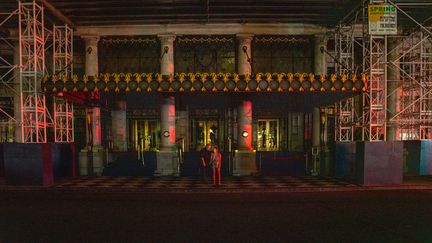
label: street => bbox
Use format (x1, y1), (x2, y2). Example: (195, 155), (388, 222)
(0, 190), (431, 242)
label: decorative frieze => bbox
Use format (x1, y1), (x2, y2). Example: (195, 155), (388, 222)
(43, 72), (366, 93)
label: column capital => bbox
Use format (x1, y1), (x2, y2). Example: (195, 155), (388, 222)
(236, 34), (254, 42)
(236, 33), (254, 38)
(314, 34), (328, 43)
(81, 35), (100, 46)
(158, 34), (176, 43)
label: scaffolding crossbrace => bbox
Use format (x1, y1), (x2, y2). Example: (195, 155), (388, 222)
(19, 0), (47, 143)
(334, 24), (355, 141)
(363, 35), (387, 141)
(393, 29), (432, 140)
(54, 96), (73, 143)
(396, 30), (423, 140)
(0, 6), (19, 140)
(418, 29), (432, 140)
(53, 25), (73, 77)
(53, 24), (74, 142)
(382, 1), (432, 140)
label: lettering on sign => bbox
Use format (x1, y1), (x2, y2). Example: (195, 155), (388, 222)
(368, 4), (397, 35)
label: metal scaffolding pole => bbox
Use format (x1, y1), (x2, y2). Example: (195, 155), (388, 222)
(0, 7), (19, 141)
(382, 0), (432, 141)
(419, 29), (432, 139)
(19, 0), (47, 143)
(53, 24), (73, 77)
(397, 31), (422, 140)
(54, 96), (73, 143)
(360, 0), (388, 141)
(334, 24), (355, 142)
(53, 24), (74, 143)
(363, 35), (387, 141)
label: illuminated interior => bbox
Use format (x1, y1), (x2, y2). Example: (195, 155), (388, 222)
(130, 119), (160, 151)
(191, 119), (218, 150)
(257, 119), (279, 151)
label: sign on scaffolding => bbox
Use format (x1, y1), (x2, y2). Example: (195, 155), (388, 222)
(368, 4), (397, 35)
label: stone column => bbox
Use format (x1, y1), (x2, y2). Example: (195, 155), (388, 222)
(387, 38), (399, 141)
(158, 35), (175, 75)
(79, 35), (103, 176)
(82, 36), (102, 149)
(311, 107), (321, 175)
(111, 100), (127, 151)
(13, 41), (21, 142)
(85, 105), (102, 149)
(237, 34), (253, 75)
(233, 100), (257, 176)
(156, 96), (178, 176)
(314, 35), (327, 75)
(312, 35), (327, 175)
(160, 96), (176, 150)
(83, 36), (100, 76)
(312, 107), (321, 148)
(237, 101), (253, 150)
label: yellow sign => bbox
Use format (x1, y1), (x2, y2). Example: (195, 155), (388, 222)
(368, 4), (397, 35)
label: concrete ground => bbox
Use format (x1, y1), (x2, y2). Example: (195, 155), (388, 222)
(0, 188), (432, 242)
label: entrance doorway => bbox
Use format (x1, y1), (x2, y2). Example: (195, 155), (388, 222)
(257, 119), (279, 151)
(191, 119), (218, 150)
(130, 120), (160, 151)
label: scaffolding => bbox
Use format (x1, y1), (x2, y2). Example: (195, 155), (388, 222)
(0, 7), (19, 141)
(395, 30), (423, 140)
(54, 96), (73, 143)
(361, 0), (432, 141)
(381, 0), (432, 140)
(362, 34), (387, 141)
(389, 29), (432, 140)
(53, 25), (73, 77)
(419, 29), (432, 139)
(334, 24), (355, 142)
(53, 24), (74, 142)
(19, 0), (47, 143)
(0, 1), (75, 143)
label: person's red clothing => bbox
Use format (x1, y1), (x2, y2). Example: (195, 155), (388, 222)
(211, 151), (222, 185)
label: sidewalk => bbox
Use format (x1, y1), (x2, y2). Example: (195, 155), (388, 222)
(1, 175), (432, 193)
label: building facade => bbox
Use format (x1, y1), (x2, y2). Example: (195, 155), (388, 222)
(68, 26), (336, 176)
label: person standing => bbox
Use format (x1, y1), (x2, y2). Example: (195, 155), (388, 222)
(199, 143), (212, 183)
(86, 107), (93, 151)
(210, 145), (222, 185)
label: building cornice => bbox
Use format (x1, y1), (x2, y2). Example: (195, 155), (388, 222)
(77, 23), (328, 37)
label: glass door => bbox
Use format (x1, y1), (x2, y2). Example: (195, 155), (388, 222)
(191, 119), (218, 150)
(257, 119), (279, 151)
(130, 120), (160, 151)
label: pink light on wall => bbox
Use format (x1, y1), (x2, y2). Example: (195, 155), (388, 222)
(239, 100), (253, 150)
(161, 96), (176, 148)
(168, 104), (175, 122)
(243, 101), (252, 116)
(168, 96), (176, 143)
(169, 125), (176, 143)
(243, 124), (253, 150)
(168, 64), (174, 74)
(94, 107), (101, 144)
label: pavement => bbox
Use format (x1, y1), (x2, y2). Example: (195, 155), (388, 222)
(1, 175), (432, 193)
